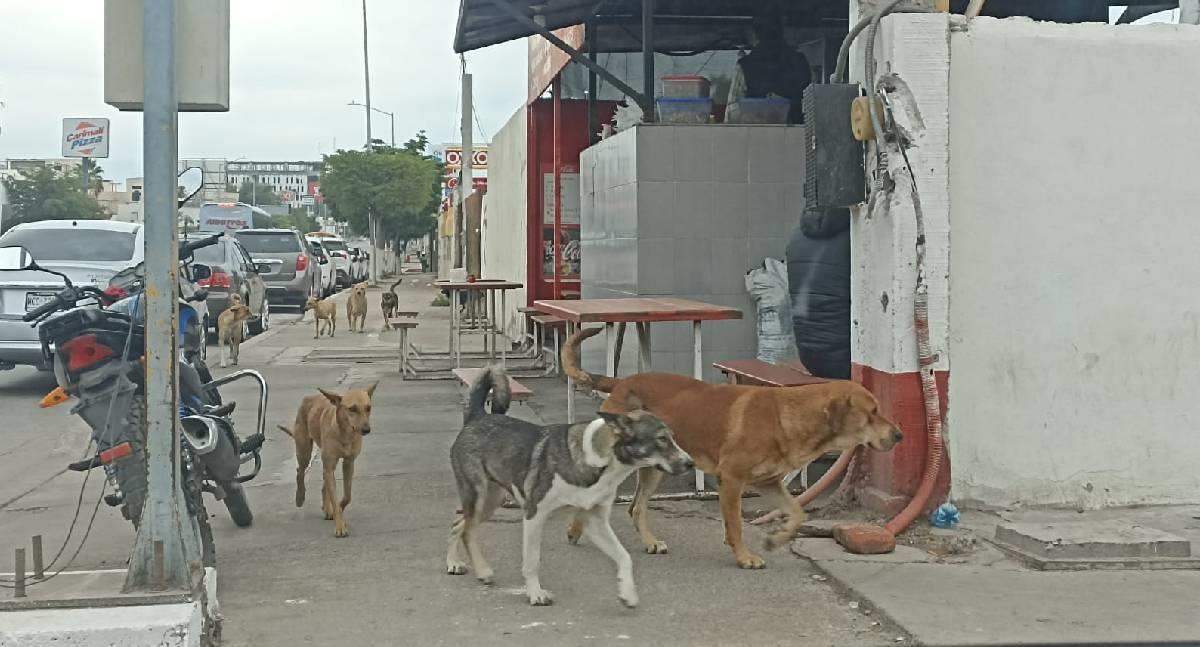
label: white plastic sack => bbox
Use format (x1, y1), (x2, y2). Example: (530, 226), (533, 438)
(745, 257), (800, 364)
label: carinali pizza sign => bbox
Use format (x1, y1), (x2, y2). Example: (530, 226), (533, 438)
(61, 118), (111, 158)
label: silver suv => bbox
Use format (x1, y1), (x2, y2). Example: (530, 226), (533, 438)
(234, 229), (317, 307)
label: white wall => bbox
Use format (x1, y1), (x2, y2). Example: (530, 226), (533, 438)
(480, 106), (529, 342)
(947, 18), (1200, 508)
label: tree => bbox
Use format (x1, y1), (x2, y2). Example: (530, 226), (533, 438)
(1, 164), (108, 233)
(319, 131), (442, 250)
(231, 180), (281, 206)
(270, 206), (319, 233)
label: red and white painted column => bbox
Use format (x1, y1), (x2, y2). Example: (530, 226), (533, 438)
(849, 12), (952, 515)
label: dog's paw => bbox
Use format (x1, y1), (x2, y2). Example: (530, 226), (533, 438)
(566, 524), (583, 545)
(764, 530), (794, 551)
(527, 589), (554, 606)
(644, 541), (669, 555)
(446, 561), (468, 576)
(476, 569), (495, 585)
(736, 553), (767, 569)
(618, 582), (639, 609)
(334, 524), (349, 538)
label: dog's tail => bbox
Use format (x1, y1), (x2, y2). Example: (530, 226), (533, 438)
(561, 327), (619, 393)
(465, 364), (512, 424)
(276, 425), (294, 438)
(388, 278), (402, 295)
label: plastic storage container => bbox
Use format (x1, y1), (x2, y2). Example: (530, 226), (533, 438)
(656, 97), (713, 124)
(660, 74), (711, 98)
(725, 97), (791, 124)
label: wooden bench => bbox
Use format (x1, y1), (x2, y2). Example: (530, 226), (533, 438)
(451, 368), (533, 403)
(713, 358), (832, 487)
(389, 320), (419, 378)
(712, 358), (826, 387)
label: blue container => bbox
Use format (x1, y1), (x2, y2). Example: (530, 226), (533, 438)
(726, 97), (791, 124)
(656, 97), (713, 124)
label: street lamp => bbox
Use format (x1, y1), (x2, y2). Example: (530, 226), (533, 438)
(347, 101), (395, 147)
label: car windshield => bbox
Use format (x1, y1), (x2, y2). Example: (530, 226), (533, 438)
(321, 239), (347, 252)
(0, 228), (136, 262)
(236, 232), (301, 254)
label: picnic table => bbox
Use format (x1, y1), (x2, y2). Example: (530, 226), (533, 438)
(436, 280), (522, 368)
(532, 297), (743, 493)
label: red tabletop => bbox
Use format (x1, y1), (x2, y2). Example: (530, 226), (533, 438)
(437, 280), (523, 290)
(711, 359), (826, 387)
(532, 297), (742, 324)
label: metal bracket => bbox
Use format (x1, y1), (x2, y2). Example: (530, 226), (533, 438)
(484, 0), (651, 114)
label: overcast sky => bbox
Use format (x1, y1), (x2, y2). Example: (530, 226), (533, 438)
(0, 1), (526, 182)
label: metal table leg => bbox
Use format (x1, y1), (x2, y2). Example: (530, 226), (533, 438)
(500, 289), (507, 364)
(566, 320), (576, 423)
(636, 322), (650, 371)
(605, 322), (617, 379)
(692, 320), (705, 493)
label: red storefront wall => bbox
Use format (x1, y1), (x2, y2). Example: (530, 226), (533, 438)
(524, 97), (618, 306)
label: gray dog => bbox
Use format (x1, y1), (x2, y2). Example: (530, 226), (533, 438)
(447, 365), (693, 608)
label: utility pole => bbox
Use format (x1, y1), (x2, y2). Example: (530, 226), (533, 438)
(460, 70), (473, 270)
(125, 0), (202, 592)
(361, 0), (378, 285)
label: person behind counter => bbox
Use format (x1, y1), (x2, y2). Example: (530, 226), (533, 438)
(726, 10), (813, 124)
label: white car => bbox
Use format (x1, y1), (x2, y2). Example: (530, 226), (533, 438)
(314, 236), (353, 288)
(0, 220), (144, 370)
(305, 237), (338, 297)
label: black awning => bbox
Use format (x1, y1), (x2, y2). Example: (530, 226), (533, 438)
(454, 0), (1153, 55)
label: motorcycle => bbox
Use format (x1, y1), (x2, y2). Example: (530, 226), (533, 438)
(0, 237), (268, 567)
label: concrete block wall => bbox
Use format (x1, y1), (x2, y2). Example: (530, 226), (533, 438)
(580, 123), (805, 382)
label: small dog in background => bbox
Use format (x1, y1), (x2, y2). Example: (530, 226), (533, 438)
(217, 294), (253, 368)
(446, 366), (693, 608)
(278, 382), (378, 538)
(347, 281), (369, 333)
(380, 278), (402, 320)
(305, 295), (337, 339)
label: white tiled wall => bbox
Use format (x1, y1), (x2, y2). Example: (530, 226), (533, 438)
(579, 123), (806, 382)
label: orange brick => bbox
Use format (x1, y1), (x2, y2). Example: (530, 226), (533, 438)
(833, 523), (896, 554)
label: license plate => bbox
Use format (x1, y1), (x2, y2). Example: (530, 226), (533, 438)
(25, 292), (57, 312)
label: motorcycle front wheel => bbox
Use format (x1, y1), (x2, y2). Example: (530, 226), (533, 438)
(220, 481), (254, 528)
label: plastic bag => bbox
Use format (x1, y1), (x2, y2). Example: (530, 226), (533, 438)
(745, 257), (800, 364)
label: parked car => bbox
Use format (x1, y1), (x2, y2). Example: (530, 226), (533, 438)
(234, 228), (318, 307)
(305, 237), (337, 298)
(314, 236), (353, 288)
(0, 220), (144, 371)
(181, 233), (270, 335)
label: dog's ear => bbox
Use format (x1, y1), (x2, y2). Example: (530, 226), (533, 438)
(625, 392), (645, 411)
(318, 388), (343, 406)
(824, 396), (850, 423)
(365, 381), (378, 399)
(596, 411), (633, 437)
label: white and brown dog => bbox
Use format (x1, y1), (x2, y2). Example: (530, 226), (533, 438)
(217, 294), (253, 368)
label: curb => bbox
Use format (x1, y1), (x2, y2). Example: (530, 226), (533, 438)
(792, 546), (919, 645)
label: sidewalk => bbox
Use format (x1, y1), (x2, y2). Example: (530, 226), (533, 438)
(212, 275), (898, 646)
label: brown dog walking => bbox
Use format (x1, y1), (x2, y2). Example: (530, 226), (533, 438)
(279, 383), (378, 537)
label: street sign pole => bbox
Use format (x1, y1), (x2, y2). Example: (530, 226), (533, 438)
(124, 0), (201, 592)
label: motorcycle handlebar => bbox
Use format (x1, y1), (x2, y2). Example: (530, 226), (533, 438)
(179, 232), (223, 258)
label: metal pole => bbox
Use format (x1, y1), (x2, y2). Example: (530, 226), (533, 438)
(587, 24), (598, 146)
(389, 111), (395, 147)
(642, 0), (656, 122)
(31, 535), (44, 580)
(460, 71), (473, 270)
(125, 0), (199, 592)
(362, 0), (373, 149)
(552, 75), (562, 300)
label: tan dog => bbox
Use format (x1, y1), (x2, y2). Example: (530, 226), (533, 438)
(562, 327), (903, 569)
(347, 281), (368, 333)
(217, 295), (253, 368)
(305, 295), (337, 339)
(278, 383), (378, 538)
